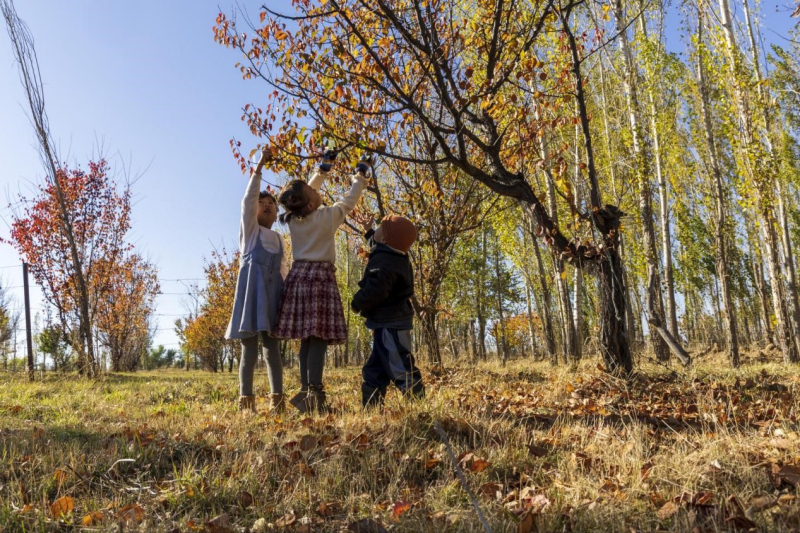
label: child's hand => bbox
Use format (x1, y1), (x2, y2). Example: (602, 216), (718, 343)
(254, 145), (273, 173)
(352, 210), (374, 233)
(319, 149), (338, 172)
(355, 154), (372, 174)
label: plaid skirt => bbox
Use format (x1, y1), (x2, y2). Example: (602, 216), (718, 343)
(273, 261), (348, 344)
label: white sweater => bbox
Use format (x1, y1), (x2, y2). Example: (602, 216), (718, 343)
(287, 168), (367, 264)
(240, 170), (289, 279)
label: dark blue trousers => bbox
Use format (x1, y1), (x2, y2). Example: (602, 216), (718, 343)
(362, 328), (423, 394)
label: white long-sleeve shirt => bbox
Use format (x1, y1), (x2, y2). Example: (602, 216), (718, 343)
(240, 170), (289, 279)
(287, 168), (367, 264)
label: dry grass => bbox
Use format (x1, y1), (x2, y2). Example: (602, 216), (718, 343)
(1, 353), (799, 532)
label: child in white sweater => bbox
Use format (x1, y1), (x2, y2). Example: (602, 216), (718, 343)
(274, 150), (370, 413)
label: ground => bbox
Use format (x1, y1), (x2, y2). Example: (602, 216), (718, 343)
(1, 353), (799, 532)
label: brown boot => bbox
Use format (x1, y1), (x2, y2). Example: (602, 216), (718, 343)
(238, 395), (256, 412)
(306, 384), (328, 414)
(289, 388), (309, 413)
(269, 393), (286, 413)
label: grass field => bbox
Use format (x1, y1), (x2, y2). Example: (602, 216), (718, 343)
(1, 353), (799, 532)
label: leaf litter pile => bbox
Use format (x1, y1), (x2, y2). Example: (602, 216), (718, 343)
(1, 358), (799, 532)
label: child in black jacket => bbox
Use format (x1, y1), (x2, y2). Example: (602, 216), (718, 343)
(351, 214), (425, 407)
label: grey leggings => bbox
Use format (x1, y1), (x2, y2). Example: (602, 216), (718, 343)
(239, 333), (282, 396)
(299, 336), (328, 387)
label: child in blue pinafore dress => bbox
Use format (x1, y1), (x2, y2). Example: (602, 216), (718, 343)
(225, 146), (288, 413)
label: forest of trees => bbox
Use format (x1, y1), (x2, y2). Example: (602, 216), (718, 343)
(208, 0), (800, 374)
(3, 0), (800, 377)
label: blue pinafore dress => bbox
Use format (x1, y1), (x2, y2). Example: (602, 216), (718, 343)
(225, 234), (285, 340)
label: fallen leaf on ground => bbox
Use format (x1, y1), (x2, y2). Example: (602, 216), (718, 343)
(746, 494), (774, 514)
(50, 496), (74, 518)
(392, 500), (411, 518)
(657, 501), (679, 520)
(82, 511), (104, 526)
(300, 435), (318, 451)
(517, 509), (535, 533)
(275, 513), (296, 527)
(117, 503), (144, 524)
(318, 502), (339, 517)
(769, 438), (794, 450)
(479, 482), (504, 500)
(424, 458), (442, 469)
(238, 491), (253, 508)
(206, 513), (232, 533)
(726, 514), (757, 530)
(53, 469), (68, 484)
(251, 518), (268, 532)
(774, 464), (800, 487)
(469, 459), (491, 473)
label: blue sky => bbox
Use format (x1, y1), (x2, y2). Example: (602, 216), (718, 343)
(0, 1), (796, 360)
(0, 1), (295, 355)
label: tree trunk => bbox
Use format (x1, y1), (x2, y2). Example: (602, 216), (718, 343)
(524, 275), (538, 358)
(555, 13), (633, 374)
(776, 178), (800, 360)
(637, 8), (679, 338)
(696, 12), (740, 365)
(598, 249), (633, 374)
(614, 0), (669, 363)
(546, 171), (575, 365)
(572, 266), (583, 362)
(530, 227), (557, 362)
(477, 229), (488, 361)
(742, 0), (800, 361)
(493, 234), (509, 365)
(763, 220), (798, 362)
(470, 320), (478, 362)
(750, 227), (773, 343)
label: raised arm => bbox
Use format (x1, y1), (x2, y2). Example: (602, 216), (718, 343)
(329, 172), (368, 224)
(239, 147), (272, 253)
(308, 149), (338, 191)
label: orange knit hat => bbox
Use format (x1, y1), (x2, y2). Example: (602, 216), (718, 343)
(379, 215), (417, 253)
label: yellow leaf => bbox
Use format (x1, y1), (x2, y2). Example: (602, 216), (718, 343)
(560, 271), (567, 280)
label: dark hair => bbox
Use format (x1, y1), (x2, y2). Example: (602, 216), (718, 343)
(277, 180), (311, 223)
(259, 190), (276, 203)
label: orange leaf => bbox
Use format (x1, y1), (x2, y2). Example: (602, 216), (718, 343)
(424, 458), (442, 469)
(82, 511), (104, 526)
(53, 469), (68, 484)
(50, 496), (74, 518)
(117, 503), (144, 523)
(517, 509), (535, 533)
(392, 500), (411, 518)
(469, 459), (491, 473)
